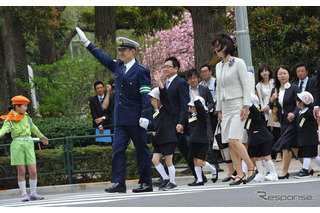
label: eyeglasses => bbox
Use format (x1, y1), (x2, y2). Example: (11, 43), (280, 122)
(277, 72), (288, 76)
(162, 65), (174, 69)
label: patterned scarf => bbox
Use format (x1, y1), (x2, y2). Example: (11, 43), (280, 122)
(0, 110), (24, 122)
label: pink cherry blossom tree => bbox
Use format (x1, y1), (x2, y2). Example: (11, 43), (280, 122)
(140, 12), (195, 83)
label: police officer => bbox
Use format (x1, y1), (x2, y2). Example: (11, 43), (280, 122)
(76, 27), (153, 193)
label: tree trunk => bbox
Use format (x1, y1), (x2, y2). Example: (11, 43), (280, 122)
(186, 6), (225, 70)
(95, 6), (116, 58)
(37, 6), (66, 65)
(0, 7), (30, 114)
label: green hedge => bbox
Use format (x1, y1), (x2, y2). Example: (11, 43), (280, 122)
(0, 144), (173, 190)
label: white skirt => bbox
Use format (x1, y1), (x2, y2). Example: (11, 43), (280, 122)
(221, 97), (246, 144)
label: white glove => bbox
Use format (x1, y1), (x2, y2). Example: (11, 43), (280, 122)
(139, 118), (149, 130)
(76, 27), (89, 43)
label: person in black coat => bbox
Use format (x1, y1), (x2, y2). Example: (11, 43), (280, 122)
(187, 90), (218, 186)
(89, 81), (110, 134)
(246, 94), (278, 182)
(269, 65), (302, 179)
(293, 91), (320, 178)
(149, 71), (178, 191)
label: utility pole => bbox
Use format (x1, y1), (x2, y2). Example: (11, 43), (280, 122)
(235, 6), (255, 92)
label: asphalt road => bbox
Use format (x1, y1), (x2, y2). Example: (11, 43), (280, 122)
(1, 177), (319, 207)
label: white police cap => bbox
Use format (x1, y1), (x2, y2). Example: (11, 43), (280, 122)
(116, 37), (140, 49)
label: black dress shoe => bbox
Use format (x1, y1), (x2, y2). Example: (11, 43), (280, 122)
(222, 171), (237, 182)
(132, 183), (153, 193)
(105, 183), (126, 193)
(211, 171), (218, 183)
(278, 173), (289, 179)
(202, 174), (207, 183)
(188, 181), (204, 186)
(217, 167), (224, 172)
(229, 175), (246, 186)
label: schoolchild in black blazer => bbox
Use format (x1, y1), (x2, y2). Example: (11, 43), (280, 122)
(294, 91), (320, 178)
(187, 90), (218, 186)
(245, 94), (278, 182)
(148, 71), (178, 191)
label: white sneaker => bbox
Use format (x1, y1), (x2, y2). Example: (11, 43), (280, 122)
(265, 172), (279, 181)
(253, 173), (265, 182)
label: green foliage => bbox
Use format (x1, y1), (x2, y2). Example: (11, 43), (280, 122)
(0, 144), (170, 189)
(79, 6), (185, 36)
(248, 6), (320, 75)
(32, 117), (93, 138)
(0, 18), (4, 26)
(116, 6), (185, 36)
(223, 6), (320, 78)
(27, 55), (112, 117)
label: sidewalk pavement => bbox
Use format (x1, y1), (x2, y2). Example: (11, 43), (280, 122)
(0, 159), (319, 200)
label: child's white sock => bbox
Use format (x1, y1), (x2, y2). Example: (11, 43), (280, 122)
(312, 156), (320, 167)
(167, 165), (176, 184)
(155, 164), (169, 180)
(29, 179), (37, 195)
(255, 160), (264, 175)
(203, 162), (217, 178)
(303, 158), (311, 170)
(265, 159), (277, 175)
(18, 180), (27, 196)
(262, 159), (271, 173)
(194, 166), (203, 183)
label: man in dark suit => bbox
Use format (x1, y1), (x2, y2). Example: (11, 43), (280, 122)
(89, 81), (110, 134)
(76, 27), (153, 193)
(160, 57), (207, 185)
(293, 62), (316, 93)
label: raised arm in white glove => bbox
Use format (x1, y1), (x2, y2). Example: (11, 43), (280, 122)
(139, 118), (149, 130)
(76, 27), (90, 47)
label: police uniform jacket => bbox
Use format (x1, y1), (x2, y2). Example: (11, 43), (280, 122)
(187, 100), (208, 144)
(152, 88), (177, 145)
(296, 106), (319, 147)
(87, 43), (152, 125)
(245, 105), (274, 147)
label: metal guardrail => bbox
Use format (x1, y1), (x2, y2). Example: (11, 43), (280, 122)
(0, 132), (187, 186)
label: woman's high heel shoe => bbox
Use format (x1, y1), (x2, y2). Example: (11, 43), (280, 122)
(309, 169), (314, 176)
(229, 175), (246, 186)
(246, 167), (257, 183)
(278, 173), (289, 179)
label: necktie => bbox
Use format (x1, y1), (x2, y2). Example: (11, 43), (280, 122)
(99, 97), (104, 110)
(165, 79), (170, 89)
(123, 65), (127, 76)
(299, 80), (304, 91)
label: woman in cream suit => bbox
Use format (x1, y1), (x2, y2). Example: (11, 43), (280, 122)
(255, 64), (282, 162)
(213, 31), (255, 185)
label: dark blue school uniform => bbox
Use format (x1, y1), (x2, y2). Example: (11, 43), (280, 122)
(245, 105), (274, 157)
(187, 100), (208, 160)
(151, 88), (177, 156)
(296, 106), (319, 158)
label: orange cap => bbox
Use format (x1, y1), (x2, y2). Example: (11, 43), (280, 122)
(11, 95), (30, 105)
